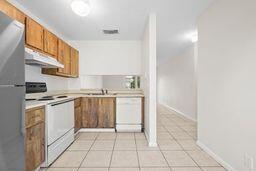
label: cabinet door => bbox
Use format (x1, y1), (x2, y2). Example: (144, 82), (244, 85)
(44, 30), (58, 58)
(82, 98), (99, 128)
(64, 44), (71, 75)
(98, 98), (115, 128)
(26, 17), (44, 50)
(57, 39), (65, 73)
(0, 1), (25, 24)
(75, 106), (82, 133)
(70, 47), (79, 77)
(81, 98), (115, 128)
(58, 39), (70, 75)
(25, 123), (45, 171)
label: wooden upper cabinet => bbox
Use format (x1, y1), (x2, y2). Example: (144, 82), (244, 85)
(0, 0), (25, 24)
(58, 39), (71, 75)
(13, 8), (25, 24)
(26, 17), (44, 50)
(44, 30), (58, 58)
(70, 47), (79, 77)
(64, 44), (71, 75)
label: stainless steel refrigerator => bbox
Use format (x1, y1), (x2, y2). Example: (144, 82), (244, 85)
(0, 12), (25, 171)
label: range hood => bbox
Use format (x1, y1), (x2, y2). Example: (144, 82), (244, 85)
(25, 48), (64, 68)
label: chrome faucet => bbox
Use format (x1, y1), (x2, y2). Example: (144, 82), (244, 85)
(101, 89), (105, 95)
(101, 89), (108, 95)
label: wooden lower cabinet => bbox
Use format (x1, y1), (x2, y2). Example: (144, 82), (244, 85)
(75, 106), (82, 132)
(25, 107), (45, 171)
(74, 98), (82, 133)
(81, 98), (115, 128)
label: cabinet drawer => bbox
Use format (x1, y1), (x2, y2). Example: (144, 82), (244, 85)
(26, 107), (45, 128)
(74, 98), (81, 107)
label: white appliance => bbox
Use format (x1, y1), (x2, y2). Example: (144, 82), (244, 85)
(25, 47), (64, 68)
(43, 99), (75, 167)
(116, 98), (142, 132)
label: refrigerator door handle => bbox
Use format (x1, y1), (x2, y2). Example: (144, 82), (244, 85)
(21, 98), (25, 136)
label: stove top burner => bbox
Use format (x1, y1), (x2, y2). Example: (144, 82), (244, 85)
(57, 95), (68, 98)
(38, 98), (54, 101)
(42, 96), (53, 99)
(25, 98), (37, 101)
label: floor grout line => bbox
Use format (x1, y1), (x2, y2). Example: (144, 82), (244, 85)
(44, 106), (226, 171)
(77, 132), (99, 170)
(134, 132), (141, 170)
(108, 132), (117, 170)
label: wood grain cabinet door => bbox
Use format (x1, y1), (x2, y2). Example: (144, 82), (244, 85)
(58, 39), (71, 75)
(0, 1), (13, 18)
(98, 98), (115, 128)
(75, 106), (82, 133)
(64, 43), (71, 75)
(25, 122), (45, 171)
(57, 39), (65, 73)
(44, 30), (58, 58)
(81, 98), (115, 128)
(82, 98), (99, 128)
(70, 47), (79, 77)
(0, 1), (25, 24)
(26, 17), (44, 50)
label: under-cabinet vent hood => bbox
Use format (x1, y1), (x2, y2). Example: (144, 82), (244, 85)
(25, 48), (64, 68)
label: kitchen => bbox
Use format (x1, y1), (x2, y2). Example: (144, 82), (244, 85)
(0, 0), (156, 171)
(1, 0), (254, 171)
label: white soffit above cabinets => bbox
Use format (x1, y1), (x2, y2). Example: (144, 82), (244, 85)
(11, 0), (215, 62)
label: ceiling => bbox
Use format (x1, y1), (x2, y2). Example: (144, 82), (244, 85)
(13, 0), (214, 63)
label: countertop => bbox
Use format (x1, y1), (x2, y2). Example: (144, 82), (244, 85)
(26, 92), (144, 110)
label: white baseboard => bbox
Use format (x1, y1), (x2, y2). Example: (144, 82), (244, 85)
(160, 103), (197, 122)
(148, 141), (158, 147)
(79, 128), (115, 132)
(144, 129), (158, 147)
(197, 141), (237, 171)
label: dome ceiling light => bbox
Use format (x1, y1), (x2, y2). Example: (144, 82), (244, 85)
(71, 0), (91, 17)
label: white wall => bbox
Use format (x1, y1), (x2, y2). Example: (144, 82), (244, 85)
(157, 44), (197, 121)
(141, 14), (157, 146)
(102, 76), (126, 89)
(81, 76), (103, 89)
(25, 65), (69, 91)
(70, 41), (142, 76)
(197, 0), (256, 171)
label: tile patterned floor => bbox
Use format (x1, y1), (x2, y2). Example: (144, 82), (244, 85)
(41, 105), (226, 171)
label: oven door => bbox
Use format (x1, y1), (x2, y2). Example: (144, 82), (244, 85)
(46, 100), (74, 145)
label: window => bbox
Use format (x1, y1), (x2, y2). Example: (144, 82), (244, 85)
(125, 76), (140, 89)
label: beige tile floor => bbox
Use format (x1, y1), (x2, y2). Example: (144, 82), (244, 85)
(41, 105), (226, 171)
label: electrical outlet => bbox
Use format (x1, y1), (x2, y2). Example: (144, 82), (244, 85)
(244, 154), (254, 171)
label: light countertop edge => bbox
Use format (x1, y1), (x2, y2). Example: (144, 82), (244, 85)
(26, 93), (144, 110)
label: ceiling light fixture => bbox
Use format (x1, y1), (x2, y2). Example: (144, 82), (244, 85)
(71, 0), (91, 17)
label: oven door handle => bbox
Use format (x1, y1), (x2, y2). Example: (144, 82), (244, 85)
(50, 99), (74, 106)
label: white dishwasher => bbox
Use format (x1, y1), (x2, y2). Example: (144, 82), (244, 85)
(116, 98), (142, 132)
